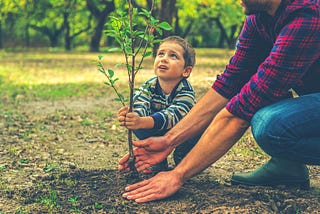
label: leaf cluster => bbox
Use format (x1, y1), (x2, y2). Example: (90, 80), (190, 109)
(97, 1), (171, 106)
(105, 6), (171, 72)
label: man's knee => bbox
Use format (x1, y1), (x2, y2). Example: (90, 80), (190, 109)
(251, 106), (285, 154)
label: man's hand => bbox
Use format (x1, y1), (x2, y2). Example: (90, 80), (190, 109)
(122, 170), (183, 203)
(118, 136), (173, 172)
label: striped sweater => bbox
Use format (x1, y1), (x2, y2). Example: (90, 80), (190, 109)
(133, 76), (196, 131)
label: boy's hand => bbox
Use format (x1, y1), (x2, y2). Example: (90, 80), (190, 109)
(123, 112), (143, 130)
(117, 106), (130, 126)
(118, 106), (154, 130)
(117, 106), (143, 130)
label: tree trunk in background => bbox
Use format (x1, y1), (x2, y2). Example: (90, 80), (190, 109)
(0, 22), (2, 49)
(25, 24), (30, 47)
(214, 17), (241, 49)
(229, 24), (239, 48)
(64, 12), (72, 51)
(159, 0), (176, 37)
(86, 0), (115, 52)
(30, 24), (64, 47)
(152, 0), (177, 56)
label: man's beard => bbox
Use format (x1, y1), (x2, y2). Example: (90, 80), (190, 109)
(241, 0), (273, 15)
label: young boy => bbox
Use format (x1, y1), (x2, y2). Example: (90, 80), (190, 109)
(117, 36), (200, 172)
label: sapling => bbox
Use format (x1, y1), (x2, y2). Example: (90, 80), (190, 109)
(96, 0), (171, 175)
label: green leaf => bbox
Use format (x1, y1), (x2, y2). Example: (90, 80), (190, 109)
(111, 78), (119, 85)
(126, 64), (133, 73)
(157, 28), (163, 36)
(143, 51), (153, 57)
(157, 22), (172, 31)
(99, 68), (105, 74)
(125, 46), (132, 54)
(115, 63), (123, 68)
(107, 69), (114, 78)
(98, 55), (103, 60)
(150, 16), (159, 25)
(153, 39), (163, 44)
(139, 8), (151, 17)
(133, 7), (138, 14)
(108, 47), (121, 52)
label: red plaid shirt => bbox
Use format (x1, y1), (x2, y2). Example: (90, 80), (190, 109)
(213, 0), (320, 121)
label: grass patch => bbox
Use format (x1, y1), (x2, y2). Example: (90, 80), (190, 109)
(0, 49), (234, 104)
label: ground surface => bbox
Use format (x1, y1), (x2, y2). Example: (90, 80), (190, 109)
(0, 97), (319, 213)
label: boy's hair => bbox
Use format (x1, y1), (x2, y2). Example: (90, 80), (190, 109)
(161, 36), (196, 68)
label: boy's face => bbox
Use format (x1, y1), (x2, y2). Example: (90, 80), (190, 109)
(154, 41), (192, 82)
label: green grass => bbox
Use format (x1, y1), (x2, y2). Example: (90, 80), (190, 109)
(0, 49), (234, 105)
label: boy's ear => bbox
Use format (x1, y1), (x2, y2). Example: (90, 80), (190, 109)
(183, 66), (193, 78)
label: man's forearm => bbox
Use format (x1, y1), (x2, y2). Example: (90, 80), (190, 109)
(173, 108), (250, 182)
(165, 88), (229, 149)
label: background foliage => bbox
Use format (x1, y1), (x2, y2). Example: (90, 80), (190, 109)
(0, 0), (244, 51)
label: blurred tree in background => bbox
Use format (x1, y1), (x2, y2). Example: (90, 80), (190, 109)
(0, 0), (244, 51)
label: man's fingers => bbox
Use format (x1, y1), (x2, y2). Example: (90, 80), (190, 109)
(122, 174), (173, 203)
(135, 193), (162, 203)
(124, 188), (159, 203)
(118, 163), (128, 171)
(118, 153), (130, 164)
(132, 139), (149, 148)
(124, 179), (151, 193)
(135, 160), (151, 172)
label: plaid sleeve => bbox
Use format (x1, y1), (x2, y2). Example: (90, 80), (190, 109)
(212, 15), (268, 100)
(226, 5), (320, 121)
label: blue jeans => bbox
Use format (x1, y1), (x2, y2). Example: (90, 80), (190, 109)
(251, 92), (320, 165)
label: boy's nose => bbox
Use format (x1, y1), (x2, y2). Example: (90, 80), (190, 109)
(160, 55), (169, 62)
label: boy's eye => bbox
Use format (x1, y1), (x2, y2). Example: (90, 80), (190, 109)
(170, 53), (178, 58)
(158, 51), (165, 56)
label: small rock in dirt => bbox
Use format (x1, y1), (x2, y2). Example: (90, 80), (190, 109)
(270, 200), (278, 212)
(57, 148), (65, 154)
(30, 174), (44, 182)
(283, 204), (296, 213)
(68, 163), (77, 170)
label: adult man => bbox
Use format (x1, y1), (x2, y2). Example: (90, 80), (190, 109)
(119, 0), (320, 203)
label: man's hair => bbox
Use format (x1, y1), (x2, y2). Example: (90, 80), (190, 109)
(161, 36), (196, 68)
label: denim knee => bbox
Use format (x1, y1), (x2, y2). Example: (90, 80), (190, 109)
(251, 93), (320, 164)
(251, 106), (284, 156)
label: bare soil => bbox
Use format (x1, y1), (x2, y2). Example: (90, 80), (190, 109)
(0, 97), (319, 213)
